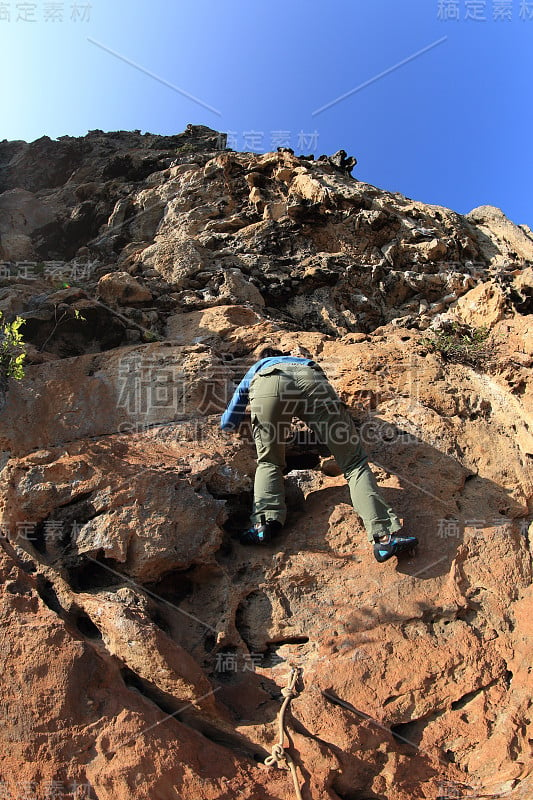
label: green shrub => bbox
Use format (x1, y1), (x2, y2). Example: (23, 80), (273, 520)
(0, 312), (26, 386)
(420, 321), (491, 368)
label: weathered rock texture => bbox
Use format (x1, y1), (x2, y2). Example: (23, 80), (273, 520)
(0, 125), (531, 800)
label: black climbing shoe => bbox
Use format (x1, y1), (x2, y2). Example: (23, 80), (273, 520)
(239, 517), (283, 545)
(373, 531), (418, 563)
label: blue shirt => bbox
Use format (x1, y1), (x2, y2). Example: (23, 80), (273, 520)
(220, 356), (313, 431)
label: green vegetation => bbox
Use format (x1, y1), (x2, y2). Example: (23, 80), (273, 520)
(141, 330), (159, 342)
(0, 312), (26, 388)
(421, 321), (491, 368)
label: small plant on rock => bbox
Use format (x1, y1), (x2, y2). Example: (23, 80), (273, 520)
(39, 306), (86, 352)
(420, 321), (491, 368)
(0, 313), (27, 406)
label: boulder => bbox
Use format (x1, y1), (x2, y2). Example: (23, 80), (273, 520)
(97, 271), (152, 304)
(451, 280), (507, 328)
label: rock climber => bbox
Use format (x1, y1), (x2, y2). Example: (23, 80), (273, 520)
(220, 348), (418, 562)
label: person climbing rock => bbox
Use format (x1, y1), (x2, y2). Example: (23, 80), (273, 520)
(220, 348), (418, 562)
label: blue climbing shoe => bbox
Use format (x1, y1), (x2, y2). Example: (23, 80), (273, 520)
(373, 531), (418, 562)
(239, 516), (282, 545)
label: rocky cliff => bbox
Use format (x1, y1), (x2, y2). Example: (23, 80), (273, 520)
(0, 124), (532, 800)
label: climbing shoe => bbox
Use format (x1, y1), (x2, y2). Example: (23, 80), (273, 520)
(239, 516), (282, 545)
(373, 531), (418, 563)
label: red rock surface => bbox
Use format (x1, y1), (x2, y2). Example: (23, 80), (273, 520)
(0, 127), (531, 800)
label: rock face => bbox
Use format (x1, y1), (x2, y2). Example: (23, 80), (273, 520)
(0, 125), (531, 800)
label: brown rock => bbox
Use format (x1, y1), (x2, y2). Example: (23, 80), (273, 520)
(0, 126), (532, 800)
(166, 304), (266, 344)
(451, 280), (507, 328)
(97, 271), (152, 304)
(466, 205), (533, 265)
(0, 344), (233, 454)
(0, 187), (58, 260)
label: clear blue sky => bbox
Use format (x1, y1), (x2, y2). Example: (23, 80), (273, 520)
(1, 0), (532, 226)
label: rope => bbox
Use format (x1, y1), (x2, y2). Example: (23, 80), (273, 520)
(264, 667), (303, 800)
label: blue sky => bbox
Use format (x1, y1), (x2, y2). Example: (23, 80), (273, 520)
(1, 0), (532, 226)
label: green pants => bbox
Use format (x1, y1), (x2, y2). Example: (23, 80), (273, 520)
(248, 362), (402, 542)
